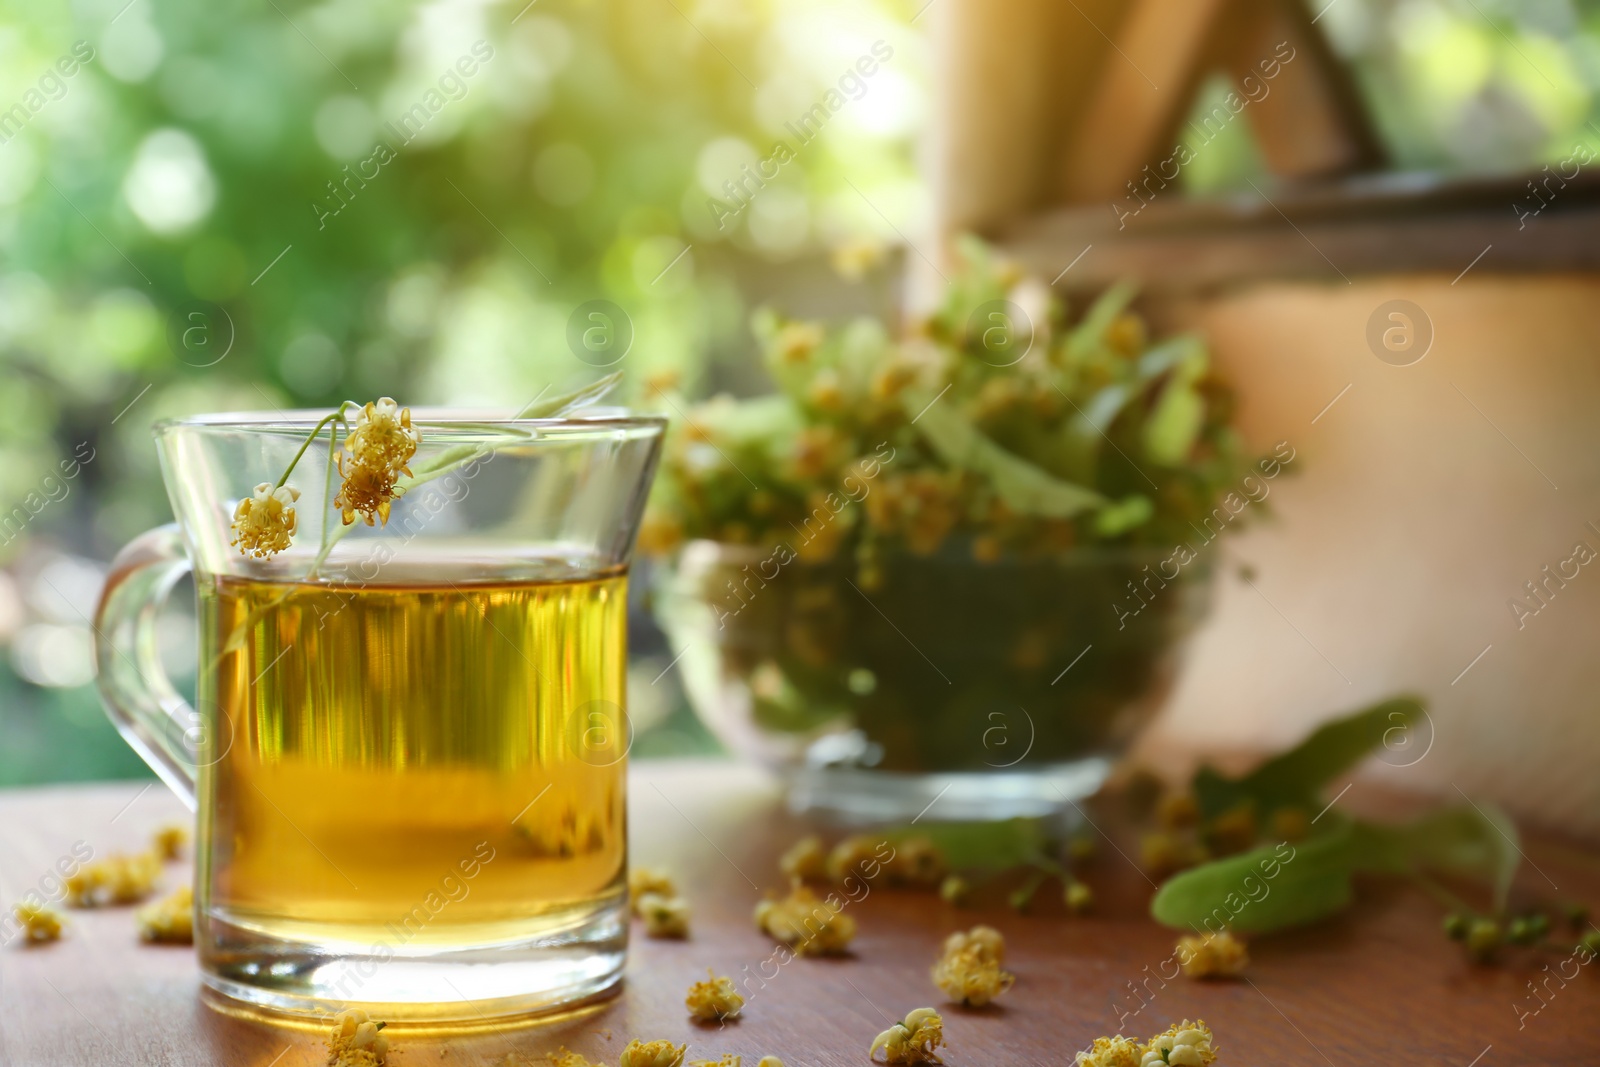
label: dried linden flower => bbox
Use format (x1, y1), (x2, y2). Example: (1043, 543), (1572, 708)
(888, 837), (946, 887)
(826, 835), (886, 884)
(942, 925), (1004, 963)
(869, 1007), (944, 1065)
(11, 901), (62, 944)
(334, 398), (418, 527)
(686, 970), (744, 1022)
(754, 884), (857, 956)
(931, 945), (1013, 1007)
(1141, 1021), (1215, 1067)
(327, 1008), (390, 1067)
(630, 867), (679, 914)
(137, 885), (194, 944)
(1076, 1035), (1142, 1067)
(1156, 793), (1199, 830)
(546, 1048), (599, 1067)
(618, 1039), (687, 1067)
(778, 835), (827, 882)
(639, 893), (690, 939)
(66, 852), (161, 907)
(1176, 932), (1248, 979)
(152, 823), (189, 861)
(757, 1058), (783, 1067)
(230, 483), (301, 559)
(1140, 833), (1207, 880)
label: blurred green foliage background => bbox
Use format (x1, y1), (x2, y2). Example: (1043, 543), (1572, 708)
(1, 0), (1597, 784)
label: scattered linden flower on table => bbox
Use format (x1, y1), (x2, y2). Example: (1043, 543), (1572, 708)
(66, 853), (161, 907)
(152, 823), (189, 862)
(327, 1008), (390, 1067)
(942, 925), (1004, 963)
(630, 867), (679, 914)
(546, 1048), (599, 1067)
(826, 836), (887, 884)
(869, 1007), (945, 1065)
(229, 483), (300, 559)
(1075, 1035), (1142, 1067)
(756, 1058), (783, 1067)
(887, 837), (946, 887)
(11, 901), (62, 944)
(754, 884), (857, 956)
(136, 885), (194, 944)
(1175, 932), (1248, 979)
(931, 943), (1013, 1007)
(1140, 1021), (1216, 1067)
(618, 1039), (686, 1067)
(778, 835), (827, 882)
(685, 970), (744, 1022)
(639, 893), (690, 939)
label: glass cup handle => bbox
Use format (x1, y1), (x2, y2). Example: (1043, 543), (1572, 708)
(93, 523), (201, 811)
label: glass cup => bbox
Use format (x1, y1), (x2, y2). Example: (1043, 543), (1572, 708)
(92, 405), (664, 1022)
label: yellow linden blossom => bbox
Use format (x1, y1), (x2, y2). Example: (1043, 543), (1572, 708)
(1141, 1021), (1216, 1067)
(869, 1007), (944, 1065)
(775, 321), (824, 364)
(136, 885), (194, 944)
(888, 837), (946, 887)
(931, 945), (1013, 1008)
(152, 823), (189, 861)
(630, 867), (678, 915)
(230, 483), (300, 558)
(618, 1039), (687, 1067)
(754, 884), (857, 956)
(1076, 1036), (1142, 1067)
(66, 852), (161, 907)
(334, 398), (419, 527)
(546, 1049), (600, 1067)
(756, 1058), (784, 1067)
(639, 893), (690, 939)
(942, 925), (1004, 964)
(829, 235), (886, 281)
(12, 901), (63, 944)
(1176, 932), (1248, 979)
(327, 1008), (390, 1067)
(685, 970), (744, 1022)
(825, 835), (884, 884)
(778, 835), (826, 882)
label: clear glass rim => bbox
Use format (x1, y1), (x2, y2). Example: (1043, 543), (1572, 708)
(153, 406), (666, 436)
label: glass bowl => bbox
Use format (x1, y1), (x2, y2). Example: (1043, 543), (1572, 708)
(652, 540), (1213, 823)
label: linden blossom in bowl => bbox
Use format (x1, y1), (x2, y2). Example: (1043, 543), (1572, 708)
(639, 242), (1279, 822)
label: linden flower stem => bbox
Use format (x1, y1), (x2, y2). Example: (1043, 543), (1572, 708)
(273, 406), (353, 492)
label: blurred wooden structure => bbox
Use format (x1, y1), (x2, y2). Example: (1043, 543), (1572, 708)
(926, 0), (1600, 837)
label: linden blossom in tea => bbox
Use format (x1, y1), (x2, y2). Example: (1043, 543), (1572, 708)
(95, 383), (665, 1019)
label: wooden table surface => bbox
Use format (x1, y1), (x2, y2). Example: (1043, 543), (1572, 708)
(2, 761), (1598, 1066)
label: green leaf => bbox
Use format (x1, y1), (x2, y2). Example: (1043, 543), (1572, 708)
(1151, 822), (1358, 934)
(1350, 805), (1521, 912)
(1193, 695), (1424, 818)
(892, 818), (1049, 872)
(1062, 280), (1138, 365)
(1143, 382), (1204, 466)
(904, 387), (1106, 518)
